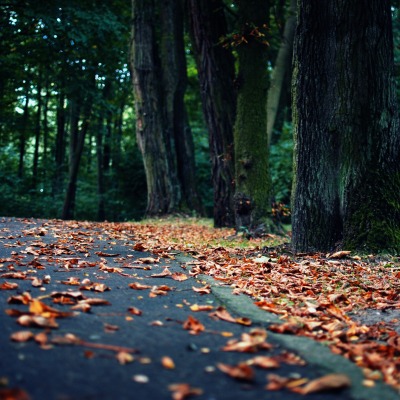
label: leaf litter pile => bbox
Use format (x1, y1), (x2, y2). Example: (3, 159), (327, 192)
(0, 217), (399, 399)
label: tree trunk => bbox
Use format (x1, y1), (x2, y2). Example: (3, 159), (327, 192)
(291, 0), (400, 252)
(267, 0), (296, 144)
(233, 0), (273, 233)
(187, 0), (236, 227)
(32, 75), (42, 187)
(54, 88), (66, 195)
(130, 0), (180, 216)
(61, 95), (93, 220)
(18, 85), (30, 179)
(160, 0), (203, 214)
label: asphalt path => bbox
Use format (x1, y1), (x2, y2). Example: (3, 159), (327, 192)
(0, 218), (398, 400)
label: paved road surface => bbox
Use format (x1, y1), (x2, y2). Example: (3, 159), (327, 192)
(0, 218), (397, 400)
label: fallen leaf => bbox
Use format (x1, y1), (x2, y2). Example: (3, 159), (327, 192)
(293, 373), (351, 394)
(10, 330), (34, 342)
(7, 292), (32, 304)
(31, 277), (42, 287)
(129, 282), (151, 290)
(150, 267), (172, 278)
(0, 387), (31, 400)
(190, 304), (214, 312)
(95, 251), (120, 257)
(161, 356), (175, 369)
(116, 351), (134, 365)
(128, 306), (142, 316)
(329, 251), (351, 259)
(17, 315), (59, 329)
(168, 383), (203, 400)
(192, 284), (211, 295)
(183, 315), (205, 335)
(217, 362), (255, 381)
(247, 356), (280, 369)
(171, 272), (189, 281)
(0, 281), (19, 290)
(137, 257), (159, 264)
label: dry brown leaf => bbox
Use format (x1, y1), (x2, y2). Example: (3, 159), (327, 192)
(293, 373), (351, 394)
(247, 356), (280, 369)
(10, 330), (34, 342)
(329, 251), (351, 259)
(127, 306), (142, 316)
(183, 315), (205, 335)
(17, 315), (59, 329)
(7, 292), (32, 304)
(168, 383), (203, 400)
(171, 272), (189, 281)
(217, 362), (255, 381)
(128, 282), (151, 290)
(192, 284), (211, 295)
(150, 267), (172, 278)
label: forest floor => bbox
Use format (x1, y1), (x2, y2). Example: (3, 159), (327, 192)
(0, 216), (399, 399)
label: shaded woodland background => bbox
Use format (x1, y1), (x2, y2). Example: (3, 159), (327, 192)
(0, 1), (399, 225)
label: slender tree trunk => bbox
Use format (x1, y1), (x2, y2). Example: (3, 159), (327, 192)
(160, 0), (203, 214)
(267, 0), (296, 144)
(187, 0), (236, 227)
(18, 86), (30, 179)
(42, 77), (51, 175)
(61, 95), (93, 220)
(32, 76), (42, 187)
(233, 0), (273, 233)
(292, 0), (400, 252)
(96, 120), (106, 221)
(130, 0), (180, 215)
(54, 88), (66, 195)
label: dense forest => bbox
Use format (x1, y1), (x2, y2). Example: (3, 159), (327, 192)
(1, 1), (400, 252)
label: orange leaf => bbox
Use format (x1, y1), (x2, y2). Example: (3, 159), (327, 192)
(168, 383), (203, 400)
(161, 356), (175, 369)
(0, 281), (19, 290)
(217, 362), (254, 381)
(183, 315), (205, 335)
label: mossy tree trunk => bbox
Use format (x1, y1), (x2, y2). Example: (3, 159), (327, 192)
(130, 0), (180, 216)
(292, 0), (400, 252)
(187, 0), (236, 227)
(234, 0), (272, 233)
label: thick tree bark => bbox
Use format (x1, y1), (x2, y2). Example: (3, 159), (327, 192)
(187, 0), (236, 227)
(131, 0), (180, 216)
(292, 0), (400, 252)
(234, 0), (272, 232)
(266, 0), (296, 144)
(160, 0), (203, 214)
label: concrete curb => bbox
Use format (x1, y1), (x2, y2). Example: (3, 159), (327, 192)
(175, 253), (399, 400)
